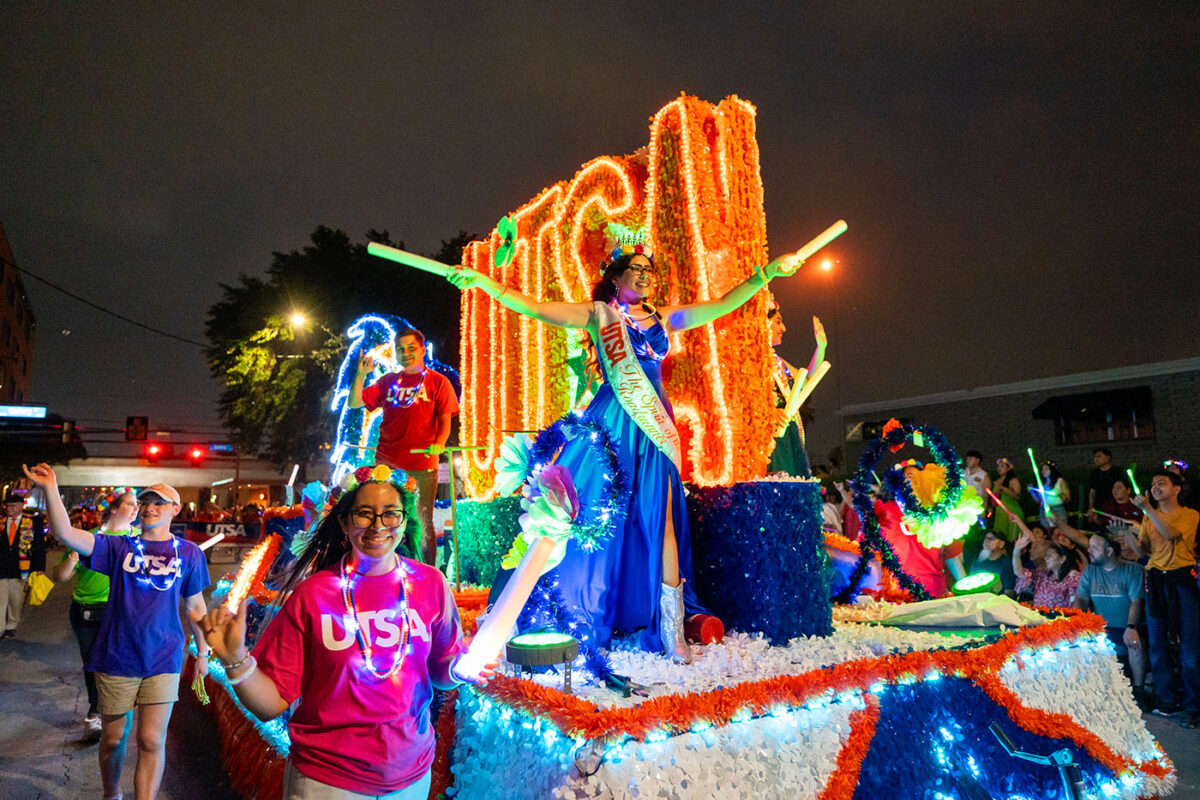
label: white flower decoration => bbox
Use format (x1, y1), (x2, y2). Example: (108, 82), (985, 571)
(492, 433), (534, 496)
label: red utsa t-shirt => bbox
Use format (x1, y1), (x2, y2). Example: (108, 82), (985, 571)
(361, 370), (459, 471)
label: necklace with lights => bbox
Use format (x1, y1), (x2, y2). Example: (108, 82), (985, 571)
(386, 369), (427, 408)
(339, 554), (411, 680)
(131, 535), (181, 592)
(615, 301), (655, 323)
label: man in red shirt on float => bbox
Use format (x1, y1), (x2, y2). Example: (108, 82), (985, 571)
(349, 327), (458, 566)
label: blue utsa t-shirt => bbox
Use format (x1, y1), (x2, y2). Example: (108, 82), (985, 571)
(86, 534), (210, 677)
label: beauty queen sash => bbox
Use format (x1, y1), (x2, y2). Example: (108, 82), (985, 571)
(592, 301), (683, 469)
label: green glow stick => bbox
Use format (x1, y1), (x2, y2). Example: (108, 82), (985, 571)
(1126, 467), (1141, 496)
(367, 242), (455, 277)
(1027, 447), (1048, 515)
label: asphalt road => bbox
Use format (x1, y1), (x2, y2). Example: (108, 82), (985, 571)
(0, 552), (237, 800)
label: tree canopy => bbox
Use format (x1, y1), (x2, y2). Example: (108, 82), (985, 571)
(205, 226), (474, 468)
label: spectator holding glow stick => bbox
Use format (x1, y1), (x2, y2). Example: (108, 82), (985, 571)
(991, 458), (1023, 541)
(1133, 470), (1200, 727)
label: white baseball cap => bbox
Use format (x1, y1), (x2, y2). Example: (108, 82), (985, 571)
(138, 483), (181, 505)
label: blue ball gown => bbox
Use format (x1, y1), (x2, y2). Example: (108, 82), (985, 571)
(549, 312), (709, 653)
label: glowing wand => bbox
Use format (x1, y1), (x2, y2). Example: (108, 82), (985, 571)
(778, 220), (849, 275)
(367, 242), (456, 277)
(1126, 468), (1142, 497)
(1027, 447), (1048, 516)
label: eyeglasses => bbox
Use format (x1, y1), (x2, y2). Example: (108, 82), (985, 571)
(348, 509), (404, 529)
(628, 265), (658, 278)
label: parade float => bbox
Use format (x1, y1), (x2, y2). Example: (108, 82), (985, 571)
(191, 94), (1175, 799)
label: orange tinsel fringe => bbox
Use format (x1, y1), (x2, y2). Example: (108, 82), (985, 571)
(429, 689), (459, 799)
(454, 587), (491, 637)
(261, 504), (305, 524)
(818, 694), (881, 800)
(480, 612), (1171, 782)
(192, 661), (286, 800)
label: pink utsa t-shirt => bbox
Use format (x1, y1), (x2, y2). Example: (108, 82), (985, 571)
(253, 558), (466, 794)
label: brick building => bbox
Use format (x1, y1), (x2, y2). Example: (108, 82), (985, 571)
(0, 221), (35, 403)
(842, 357), (1200, 478)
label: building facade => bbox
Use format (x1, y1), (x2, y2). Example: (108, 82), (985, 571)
(0, 221), (35, 403)
(842, 358), (1200, 475)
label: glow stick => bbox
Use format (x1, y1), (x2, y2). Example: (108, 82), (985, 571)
(198, 532), (225, 552)
(285, 464), (299, 506)
(1026, 448), (1048, 515)
(788, 360), (830, 415)
(367, 242), (455, 277)
(1090, 508), (1124, 522)
(772, 367), (807, 436)
(985, 488), (1017, 520)
(455, 535), (556, 677)
(1125, 468), (1141, 496)
(224, 536), (278, 613)
(778, 220), (848, 275)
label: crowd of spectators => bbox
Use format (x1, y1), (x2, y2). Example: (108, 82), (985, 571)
(822, 448), (1198, 728)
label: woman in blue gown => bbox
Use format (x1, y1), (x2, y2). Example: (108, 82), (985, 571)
(449, 244), (789, 661)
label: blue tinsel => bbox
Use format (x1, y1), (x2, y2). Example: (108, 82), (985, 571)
(688, 480), (833, 643)
(855, 677), (1121, 800)
(524, 411), (630, 553)
(516, 571), (614, 682)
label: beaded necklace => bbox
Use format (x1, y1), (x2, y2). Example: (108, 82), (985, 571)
(340, 554), (411, 680)
(386, 369), (427, 408)
(131, 535), (181, 592)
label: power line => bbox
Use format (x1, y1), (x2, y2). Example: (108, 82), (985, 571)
(2, 255), (207, 348)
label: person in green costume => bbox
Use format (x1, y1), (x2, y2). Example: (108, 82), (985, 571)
(766, 305), (826, 478)
(50, 488), (139, 741)
(991, 458), (1024, 541)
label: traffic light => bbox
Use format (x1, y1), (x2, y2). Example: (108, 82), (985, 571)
(187, 445), (205, 466)
(145, 442), (164, 464)
(125, 416), (148, 441)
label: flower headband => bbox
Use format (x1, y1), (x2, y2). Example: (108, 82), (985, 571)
(1164, 459), (1189, 471)
(996, 458), (1014, 469)
(608, 242), (655, 264)
(99, 486), (138, 510)
(334, 464), (414, 500)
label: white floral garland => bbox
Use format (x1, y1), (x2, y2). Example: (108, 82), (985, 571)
(449, 625), (1173, 799)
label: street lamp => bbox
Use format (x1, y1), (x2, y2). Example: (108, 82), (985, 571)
(289, 312), (308, 328)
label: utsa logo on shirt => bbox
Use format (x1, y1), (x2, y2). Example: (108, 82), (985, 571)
(122, 552), (183, 578)
(386, 381), (430, 407)
(321, 608), (432, 651)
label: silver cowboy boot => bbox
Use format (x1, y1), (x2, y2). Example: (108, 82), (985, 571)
(659, 580), (692, 664)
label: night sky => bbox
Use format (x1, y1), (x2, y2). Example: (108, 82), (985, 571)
(2, 4), (1197, 459)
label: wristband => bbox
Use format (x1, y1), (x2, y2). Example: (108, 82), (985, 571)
(752, 264), (770, 286)
(1125, 625), (1137, 630)
(226, 655), (258, 686)
(217, 651), (252, 671)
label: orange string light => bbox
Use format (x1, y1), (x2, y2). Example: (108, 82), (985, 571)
(458, 94), (779, 494)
